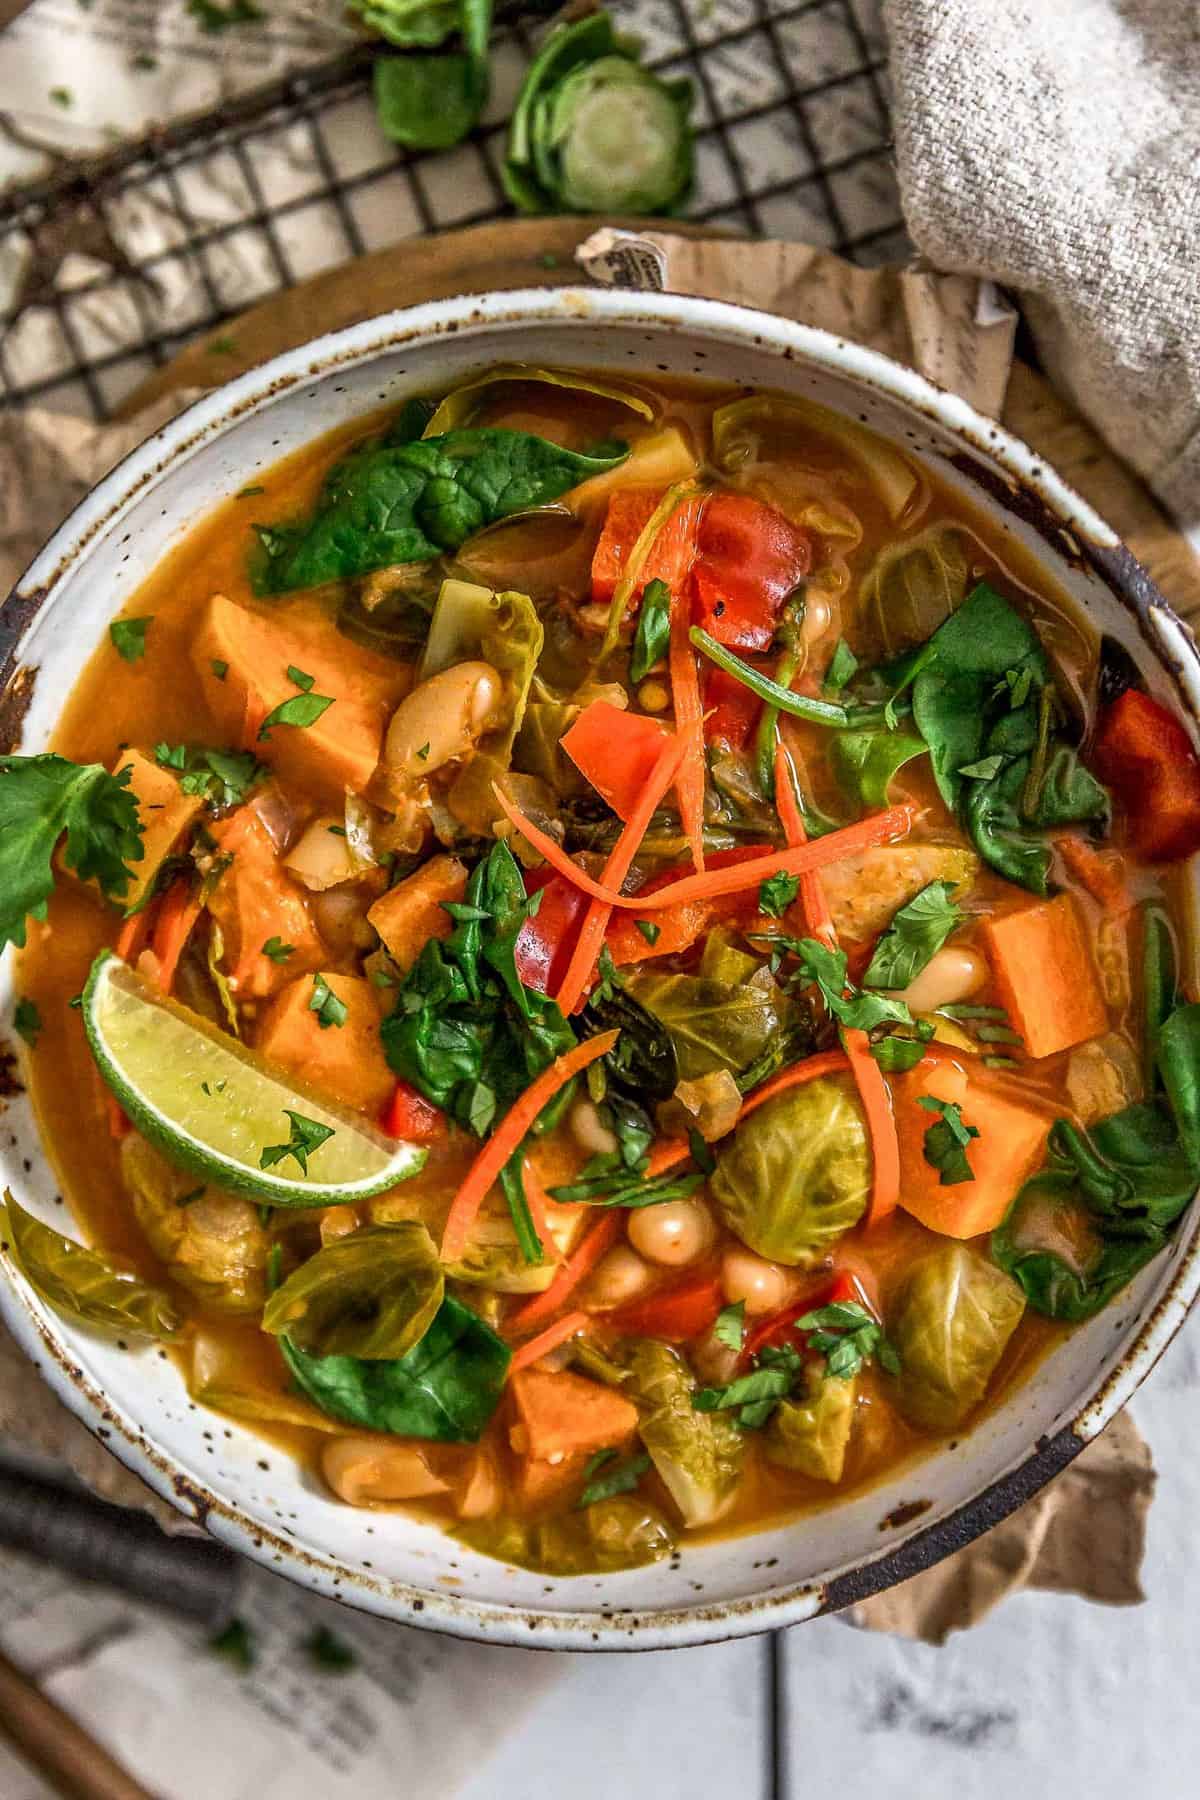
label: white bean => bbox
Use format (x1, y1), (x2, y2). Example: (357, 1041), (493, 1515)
(382, 660), (502, 786)
(587, 1245), (653, 1308)
(721, 1247), (793, 1316)
(321, 1436), (449, 1507)
(800, 589), (834, 646)
(569, 1098), (618, 1157)
(284, 816), (356, 891)
(628, 1198), (717, 1268)
(897, 945), (989, 1014)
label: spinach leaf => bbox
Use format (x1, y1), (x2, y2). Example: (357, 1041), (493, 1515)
(863, 881), (964, 991)
(581, 982), (678, 1102)
(830, 727), (927, 811)
(252, 427), (628, 595)
(630, 577), (672, 684)
(919, 1095), (979, 1185)
(280, 1294), (510, 1442)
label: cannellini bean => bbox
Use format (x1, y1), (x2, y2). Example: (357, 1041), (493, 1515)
(587, 1245), (654, 1308)
(569, 1098), (619, 1157)
(284, 816), (357, 892)
(381, 660), (502, 786)
(800, 588), (834, 646)
(628, 1198), (717, 1268)
(319, 1205), (360, 1245)
(721, 1247), (793, 1316)
(896, 945), (989, 1014)
(321, 1436), (449, 1508)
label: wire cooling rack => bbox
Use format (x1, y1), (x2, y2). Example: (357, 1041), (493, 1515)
(0, 0), (904, 420)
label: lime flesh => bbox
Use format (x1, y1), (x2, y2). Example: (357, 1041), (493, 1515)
(83, 953), (424, 1206)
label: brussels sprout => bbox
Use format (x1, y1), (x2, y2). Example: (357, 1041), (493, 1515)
(512, 700), (584, 795)
(627, 1341), (743, 1528)
(625, 967), (781, 1083)
(764, 1367), (857, 1483)
(698, 925), (761, 987)
(262, 1221), (443, 1360)
(710, 1079), (870, 1266)
(1, 1191), (178, 1341)
(862, 523), (971, 655)
(120, 1134), (270, 1315)
(889, 1243), (1025, 1431)
(458, 1495), (675, 1573)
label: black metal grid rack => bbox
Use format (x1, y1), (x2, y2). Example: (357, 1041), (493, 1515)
(0, 0), (905, 420)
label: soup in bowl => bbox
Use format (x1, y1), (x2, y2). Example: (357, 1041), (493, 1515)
(2, 290), (1198, 1646)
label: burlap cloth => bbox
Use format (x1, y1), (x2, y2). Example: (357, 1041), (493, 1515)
(0, 230), (1159, 1642)
(883, 0), (1200, 528)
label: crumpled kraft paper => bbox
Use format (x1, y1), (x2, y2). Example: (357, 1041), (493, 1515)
(0, 229), (1156, 1636)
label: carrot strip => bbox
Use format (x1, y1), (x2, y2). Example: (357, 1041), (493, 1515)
(555, 731), (687, 1015)
(440, 1031), (619, 1264)
(105, 1090), (130, 1142)
(506, 1213), (624, 1334)
(666, 497), (708, 873)
(774, 740), (836, 947)
(843, 1028), (900, 1224)
(114, 907), (153, 964)
(508, 1310), (591, 1373)
(521, 1160), (564, 1266)
(149, 879), (202, 996)
(492, 782), (913, 911)
(1054, 833), (1131, 914)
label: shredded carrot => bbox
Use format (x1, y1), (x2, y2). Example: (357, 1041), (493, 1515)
(508, 1310), (591, 1373)
(774, 739), (836, 947)
(149, 879), (202, 996)
(114, 907), (153, 964)
(555, 731), (687, 1015)
(105, 1090), (130, 1142)
(1054, 833), (1131, 913)
(506, 1213), (624, 1334)
(666, 496), (708, 873)
(521, 1159), (564, 1266)
(492, 782), (914, 912)
(440, 1031), (619, 1264)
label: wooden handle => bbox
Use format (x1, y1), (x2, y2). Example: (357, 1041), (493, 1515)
(0, 1650), (157, 1800)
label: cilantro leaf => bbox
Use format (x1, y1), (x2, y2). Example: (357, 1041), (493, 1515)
(630, 577), (672, 684)
(757, 933), (913, 1034)
(262, 936), (294, 963)
(0, 755), (144, 950)
(259, 691), (334, 739)
(824, 638), (858, 693)
(109, 617), (152, 662)
(795, 1298), (900, 1381)
(166, 745), (263, 810)
(863, 881), (965, 991)
(635, 919), (661, 946)
(309, 974), (348, 1030)
(211, 659), (229, 680)
(287, 665), (316, 692)
(758, 871), (800, 918)
(259, 1109), (335, 1175)
(713, 1300), (745, 1352)
(576, 1449), (651, 1509)
(869, 1018), (935, 1072)
(918, 1094), (980, 1185)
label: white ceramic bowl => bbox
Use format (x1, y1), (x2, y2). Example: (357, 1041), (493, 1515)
(2, 288), (1198, 1650)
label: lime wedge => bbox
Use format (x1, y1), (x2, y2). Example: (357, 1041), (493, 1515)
(83, 952), (425, 1207)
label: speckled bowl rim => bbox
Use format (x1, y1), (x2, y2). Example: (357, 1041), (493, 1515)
(2, 285), (1199, 1651)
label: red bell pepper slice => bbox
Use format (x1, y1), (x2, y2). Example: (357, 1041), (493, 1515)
(739, 1271), (859, 1366)
(514, 869), (590, 995)
(605, 845), (772, 966)
(382, 1079), (446, 1142)
(607, 1271), (724, 1343)
(704, 665), (762, 750)
(1092, 687), (1200, 862)
(691, 493), (811, 653)
(591, 488), (662, 605)
(560, 700), (673, 821)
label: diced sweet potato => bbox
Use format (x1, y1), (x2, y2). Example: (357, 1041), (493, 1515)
(819, 845), (978, 944)
(192, 593), (410, 803)
(896, 1055), (1052, 1239)
(114, 748), (204, 907)
(509, 1450), (588, 1514)
(508, 1367), (639, 1463)
(206, 805), (324, 999)
(983, 893), (1108, 1059)
(367, 854), (468, 971)
(256, 971), (395, 1117)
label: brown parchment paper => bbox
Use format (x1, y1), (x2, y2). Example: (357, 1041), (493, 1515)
(0, 227), (1158, 1631)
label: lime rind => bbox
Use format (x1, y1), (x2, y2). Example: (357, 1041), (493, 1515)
(83, 952), (425, 1207)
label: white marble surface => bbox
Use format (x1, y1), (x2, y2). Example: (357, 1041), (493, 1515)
(459, 1317), (1200, 1800)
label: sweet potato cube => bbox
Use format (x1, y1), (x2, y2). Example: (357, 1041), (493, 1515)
(256, 971), (394, 1117)
(367, 854), (468, 971)
(983, 893), (1107, 1059)
(508, 1367), (639, 1463)
(114, 748), (204, 908)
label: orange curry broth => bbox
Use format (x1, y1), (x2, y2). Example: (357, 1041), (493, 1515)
(14, 371), (1176, 1546)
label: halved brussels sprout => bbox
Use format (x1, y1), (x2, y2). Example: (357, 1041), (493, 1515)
(764, 1367), (857, 1483)
(862, 522), (971, 654)
(261, 1220), (443, 1360)
(2, 1190), (178, 1340)
(889, 1242), (1025, 1431)
(698, 925), (761, 987)
(625, 967), (782, 1083)
(627, 1341), (743, 1528)
(458, 1496), (675, 1574)
(710, 1078), (870, 1266)
(120, 1133), (270, 1315)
